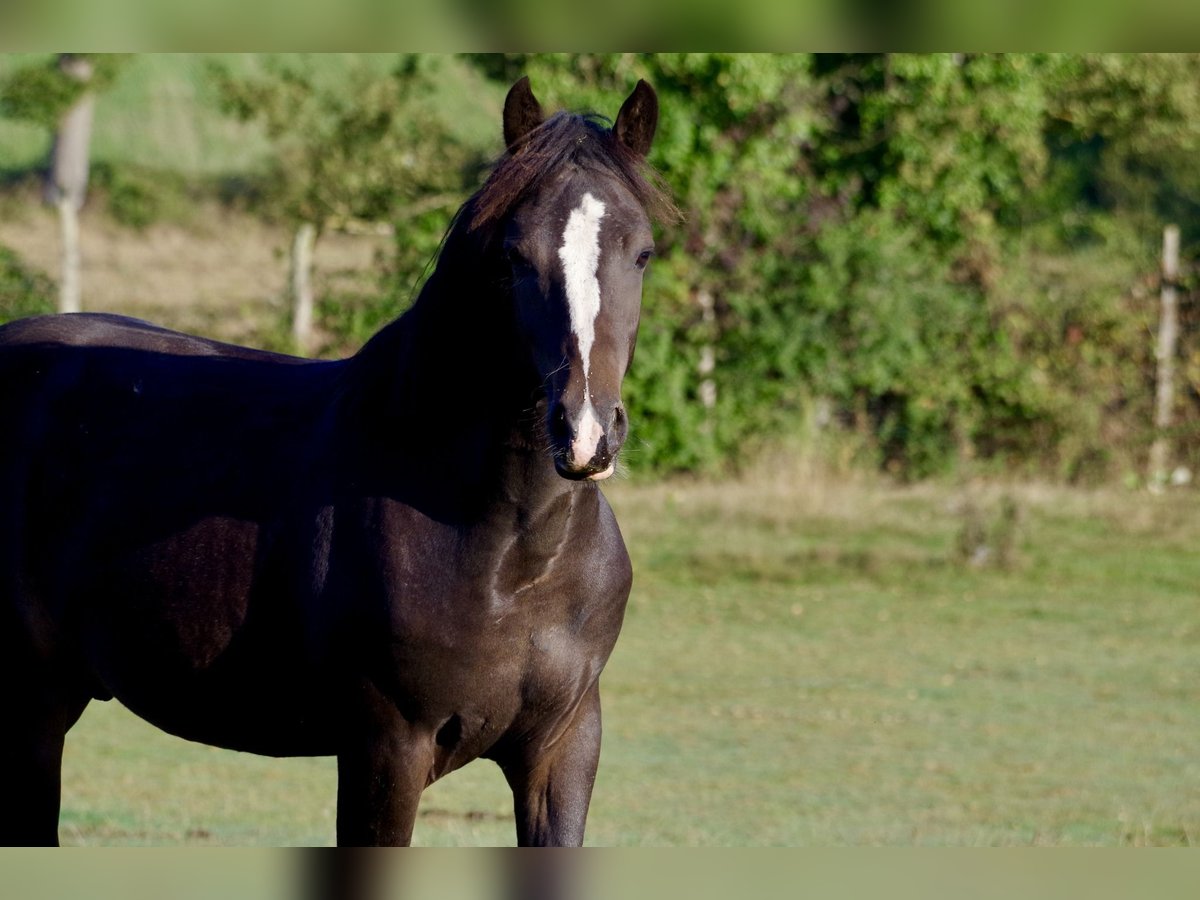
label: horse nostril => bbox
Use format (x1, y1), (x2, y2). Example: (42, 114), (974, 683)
(548, 404), (570, 444)
(609, 404), (628, 443)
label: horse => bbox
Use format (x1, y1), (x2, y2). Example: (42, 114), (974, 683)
(0, 76), (676, 846)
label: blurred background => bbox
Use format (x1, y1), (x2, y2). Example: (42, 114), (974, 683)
(0, 54), (1197, 847)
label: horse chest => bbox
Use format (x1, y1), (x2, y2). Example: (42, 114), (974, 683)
(380, 558), (612, 695)
(362, 497), (629, 736)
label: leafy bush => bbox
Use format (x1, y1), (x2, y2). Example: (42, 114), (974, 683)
(90, 162), (198, 230)
(0, 55), (128, 128)
(464, 53), (1198, 481)
(0, 244), (54, 323)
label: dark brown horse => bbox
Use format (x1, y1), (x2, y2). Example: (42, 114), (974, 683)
(0, 77), (675, 846)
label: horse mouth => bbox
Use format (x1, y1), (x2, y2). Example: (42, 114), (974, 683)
(553, 456), (616, 482)
(545, 400), (619, 482)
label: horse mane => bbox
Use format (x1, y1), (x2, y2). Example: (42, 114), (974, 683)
(468, 111), (680, 234)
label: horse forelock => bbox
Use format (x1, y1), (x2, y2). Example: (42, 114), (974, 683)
(466, 112), (678, 236)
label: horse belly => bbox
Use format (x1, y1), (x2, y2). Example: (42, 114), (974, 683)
(77, 518), (337, 756)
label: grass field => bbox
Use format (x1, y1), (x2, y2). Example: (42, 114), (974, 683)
(57, 469), (1200, 846)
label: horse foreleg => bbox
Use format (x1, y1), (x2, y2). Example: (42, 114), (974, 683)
(335, 697), (434, 846)
(502, 683), (603, 847)
(0, 683), (89, 846)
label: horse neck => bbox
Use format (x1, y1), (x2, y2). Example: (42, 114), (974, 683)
(341, 229), (569, 514)
(395, 232), (528, 416)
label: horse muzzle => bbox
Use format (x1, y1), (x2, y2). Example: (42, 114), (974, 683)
(549, 400), (627, 481)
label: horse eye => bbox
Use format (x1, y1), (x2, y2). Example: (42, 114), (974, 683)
(505, 244), (530, 268)
(635, 249), (654, 270)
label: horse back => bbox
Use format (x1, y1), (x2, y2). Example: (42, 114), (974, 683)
(0, 312), (335, 510)
(0, 312), (304, 360)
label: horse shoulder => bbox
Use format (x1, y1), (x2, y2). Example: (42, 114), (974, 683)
(525, 489), (632, 671)
(573, 488), (633, 605)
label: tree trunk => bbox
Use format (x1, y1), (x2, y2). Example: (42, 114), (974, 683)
(47, 55), (95, 315)
(291, 221), (317, 352)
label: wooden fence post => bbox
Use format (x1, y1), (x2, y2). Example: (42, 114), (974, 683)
(291, 221), (317, 352)
(1149, 224), (1180, 489)
(697, 287), (717, 413)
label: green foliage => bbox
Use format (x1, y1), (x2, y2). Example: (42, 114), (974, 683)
(791, 212), (982, 476)
(0, 54), (128, 127)
(984, 222), (1159, 481)
(210, 54), (497, 351)
(90, 161), (197, 230)
(465, 54), (1200, 481)
(832, 54), (1056, 244)
(315, 279), (414, 358)
(1042, 54), (1200, 243)
(210, 55), (486, 230)
(0, 59), (83, 127)
(0, 243), (54, 323)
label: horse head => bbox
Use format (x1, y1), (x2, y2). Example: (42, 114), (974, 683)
(489, 78), (662, 481)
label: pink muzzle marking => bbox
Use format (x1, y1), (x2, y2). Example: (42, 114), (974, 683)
(570, 404), (604, 468)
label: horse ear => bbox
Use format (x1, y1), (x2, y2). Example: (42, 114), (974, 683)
(503, 76), (545, 151)
(614, 79), (658, 158)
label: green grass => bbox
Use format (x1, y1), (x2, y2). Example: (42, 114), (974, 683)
(57, 472), (1200, 845)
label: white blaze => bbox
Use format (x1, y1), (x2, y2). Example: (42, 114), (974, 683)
(558, 192), (606, 380)
(558, 192), (607, 466)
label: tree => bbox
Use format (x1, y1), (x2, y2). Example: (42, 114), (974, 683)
(0, 53), (127, 313)
(211, 55), (489, 351)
